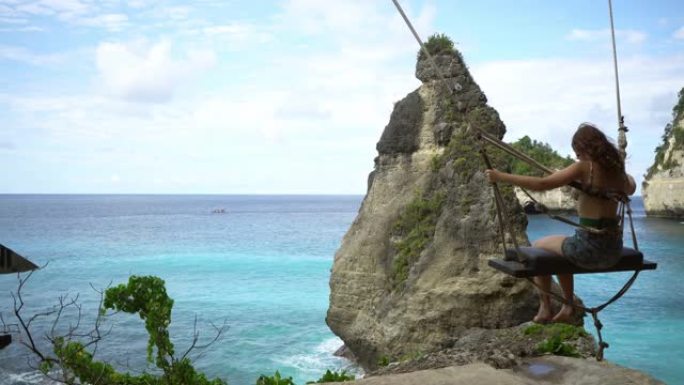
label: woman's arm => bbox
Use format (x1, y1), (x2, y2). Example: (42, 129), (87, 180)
(486, 162), (585, 191)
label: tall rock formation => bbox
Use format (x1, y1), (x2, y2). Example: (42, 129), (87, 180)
(643, 88), (684, 218)
(326, 42), (542, 370)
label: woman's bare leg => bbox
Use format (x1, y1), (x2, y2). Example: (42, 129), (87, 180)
(552, 274), (575, 323)
(532, 235), (571, 323)
(533, 275), (552, 323)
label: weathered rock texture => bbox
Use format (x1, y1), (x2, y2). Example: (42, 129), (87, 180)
(643, 89), (684, 217)
(324, 356), (664, 385)
(368, 323), (597, 375)
(326, 50), (583, 370)
(514, 186), (575, 212)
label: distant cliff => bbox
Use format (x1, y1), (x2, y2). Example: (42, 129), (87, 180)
(514, 186), (575, 212)
(642, 88), (684, 218)
(508, 136), (575, 212)
(325, 35), (578, 371)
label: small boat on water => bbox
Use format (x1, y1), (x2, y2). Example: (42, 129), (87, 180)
(212, 208), (226, 214)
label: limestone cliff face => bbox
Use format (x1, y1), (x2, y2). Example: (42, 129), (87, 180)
(643, 89), (684, 218)
(514, 186), (575, 212)
(326, 51), (541, 370)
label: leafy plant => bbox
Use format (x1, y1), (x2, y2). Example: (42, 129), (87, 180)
(524, 323), (587, 339)
(307, 369), (355, 383)
(377, 355), (390, 367)
(536, 335), (580, 357)
(256, 371), (295, 385)
(524, 323), (587, 358)
(17, 273), (227, 385)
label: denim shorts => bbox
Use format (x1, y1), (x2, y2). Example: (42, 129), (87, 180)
(561, 229), (623, 270)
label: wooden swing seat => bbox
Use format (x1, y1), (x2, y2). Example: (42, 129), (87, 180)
(488, 247), (657, 278)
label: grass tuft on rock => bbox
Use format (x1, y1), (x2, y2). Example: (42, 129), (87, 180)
(524, 323), (588, 358)
(391, 191), (446, 288)
(417, 33), (459, 61)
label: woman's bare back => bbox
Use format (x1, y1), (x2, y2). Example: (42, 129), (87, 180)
(576, 161), (631, 219)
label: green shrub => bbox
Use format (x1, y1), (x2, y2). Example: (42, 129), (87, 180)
(524, 323), (587, 338)
(377, 355), (390, 367)
(418, 33), (456, 60)
(536, 335), (580, 357)
(256, 371), (295, 385)
(43, 275), (227, 385)
(430, 154), (442, 172)
(508, 136), (573, 177)
(524, 323), (587, 358)
(307, 370), (354, 383)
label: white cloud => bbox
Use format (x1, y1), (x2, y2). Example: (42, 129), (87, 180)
(95, 39), (216, 103)
(674, 26), (684, 40)
(0, 26), (44, 32)
(0, 44), (64, 65)
(472, 54), (684, 186)
(158, 6), (191, 21)
(77, 13), (128, 32)
(567, 28), (647, 44)
(0, 15), (26, 24)
(6, 0), (130, 32)
(19, 1), (684, 194)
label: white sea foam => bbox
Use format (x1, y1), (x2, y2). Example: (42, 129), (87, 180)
(273, 337), (363, 382)
(3, 370), (57, 385)
(314, 336), (346, 354)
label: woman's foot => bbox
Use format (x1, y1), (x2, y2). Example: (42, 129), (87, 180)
(551, 305), (574, 324)
(533, 307), (552, 324)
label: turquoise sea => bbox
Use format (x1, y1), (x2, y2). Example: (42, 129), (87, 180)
(0, 195), (682, 384)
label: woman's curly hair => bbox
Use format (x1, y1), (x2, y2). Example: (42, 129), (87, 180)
(572, 123), (625, 175)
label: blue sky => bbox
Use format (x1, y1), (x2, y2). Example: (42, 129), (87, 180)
(1, 0), (684, 194)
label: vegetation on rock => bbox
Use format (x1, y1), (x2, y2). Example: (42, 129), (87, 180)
(391, 190), (446, 289)
(524, 323), (588, 358)
(417, 33), (460, 61)
(646, 87), (684, 179)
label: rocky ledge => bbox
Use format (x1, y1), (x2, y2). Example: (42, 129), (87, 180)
(328, 356), (663, 385)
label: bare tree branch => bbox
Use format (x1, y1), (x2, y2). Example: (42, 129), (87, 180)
(180, 316), (228, 362)
(12, 269), (48, 361)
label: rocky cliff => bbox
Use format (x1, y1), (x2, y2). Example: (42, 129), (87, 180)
(514, 186), (576, 213)
(326, 41), (561, 370)
(643, 88), (684, 218)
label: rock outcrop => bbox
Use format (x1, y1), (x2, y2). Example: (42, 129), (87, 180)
(643, 88), (684, 217)
(326, 45), (580, 370)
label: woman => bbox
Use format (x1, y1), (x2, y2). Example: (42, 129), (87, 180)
(485, 123), (636, 323)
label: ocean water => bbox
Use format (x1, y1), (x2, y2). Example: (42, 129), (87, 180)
(0, 195), (682, 384)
